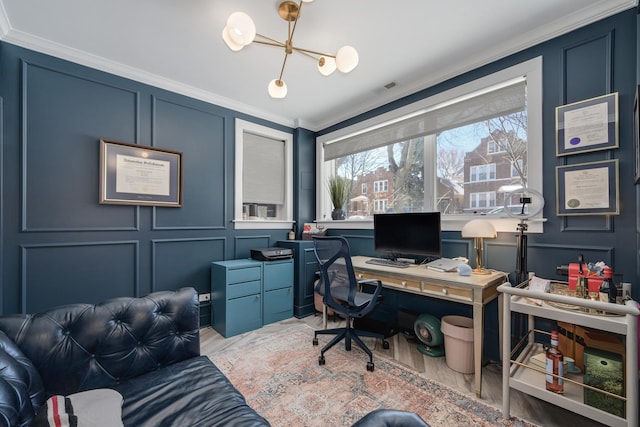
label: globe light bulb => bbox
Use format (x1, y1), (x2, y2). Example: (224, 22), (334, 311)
(317, 56), (336, 76)
(226, 12), (256, 46)
(335, 46), (359, 73)
(268, 79), (287, 98)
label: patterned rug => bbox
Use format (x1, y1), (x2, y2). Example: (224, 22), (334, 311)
(209, 324), (537, 427)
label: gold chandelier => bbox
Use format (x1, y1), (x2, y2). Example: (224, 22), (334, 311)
(222, 0), (359, 99)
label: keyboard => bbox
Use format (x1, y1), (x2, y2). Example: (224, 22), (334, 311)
(365, 258), (410, 268)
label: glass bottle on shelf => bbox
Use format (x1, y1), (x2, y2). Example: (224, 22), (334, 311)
(545, 330), (564, 394)
(599, 278), (611, 303)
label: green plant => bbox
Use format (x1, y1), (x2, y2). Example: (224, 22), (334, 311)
(328, 175), (348, 210)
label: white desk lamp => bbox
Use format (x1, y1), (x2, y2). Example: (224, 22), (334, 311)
(461, 219), (497, 275)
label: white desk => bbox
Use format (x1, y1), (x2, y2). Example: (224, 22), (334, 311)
(350, 256), (507, 397)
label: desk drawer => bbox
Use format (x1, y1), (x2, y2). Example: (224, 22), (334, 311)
(356, 271), (421, 291)
(422, 282), (472, 301)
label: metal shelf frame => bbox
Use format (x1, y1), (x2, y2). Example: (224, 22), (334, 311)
(499, 283), (639, 427)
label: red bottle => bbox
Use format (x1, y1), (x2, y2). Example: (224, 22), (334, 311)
(545, 330), (564, 393)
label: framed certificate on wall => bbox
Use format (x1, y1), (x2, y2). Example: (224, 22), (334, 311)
(99, 139), (183, 207)
(555, 159), (619, 216)
(555, 93), (618, 156)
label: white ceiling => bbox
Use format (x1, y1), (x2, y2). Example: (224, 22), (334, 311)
(0, 0), (636, 131)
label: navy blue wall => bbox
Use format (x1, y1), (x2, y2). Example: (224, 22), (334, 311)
(324, 9), (640, 301)
(0, 43), (316, 314)
(0, 8), (638, 317)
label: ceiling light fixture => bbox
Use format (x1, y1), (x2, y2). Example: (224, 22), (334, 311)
(222, 0), (359, 99)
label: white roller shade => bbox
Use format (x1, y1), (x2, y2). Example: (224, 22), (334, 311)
(243, 132), (285, 204)
(324, 80), (526, 160)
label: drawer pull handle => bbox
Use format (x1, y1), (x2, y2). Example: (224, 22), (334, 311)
(358, 274), (363, 279)
(401, 281), (407, 287)
(442, 289), (448, 295)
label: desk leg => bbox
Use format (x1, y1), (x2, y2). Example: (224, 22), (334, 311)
(498, 293), (503, 359)
(473, 302), (484, 398)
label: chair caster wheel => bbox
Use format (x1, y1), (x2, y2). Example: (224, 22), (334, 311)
(318, 355), (325, 365)
(382, 340), (390, 350)
(312, 337), (318, 346)
(366, 362), (374, 372)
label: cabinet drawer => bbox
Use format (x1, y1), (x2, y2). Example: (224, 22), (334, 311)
(264, 287), (293, 324)
(264, 261), (293, 291)
(227, 266), (262, 284)
(356, 271), (421, 291)
(422, 282), (472, 301)
(227, 294), (262, 336)
(227, 280), (261, 299)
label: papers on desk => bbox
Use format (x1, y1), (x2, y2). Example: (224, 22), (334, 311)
(425, 258), (464, 272)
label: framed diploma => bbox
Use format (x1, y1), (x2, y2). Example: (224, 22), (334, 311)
(555, 92), (618, 156)
(99, 139), (183, 207)
(555, 159), (619, 216)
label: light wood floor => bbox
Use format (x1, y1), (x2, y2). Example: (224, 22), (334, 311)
(200, 314), (606, 427)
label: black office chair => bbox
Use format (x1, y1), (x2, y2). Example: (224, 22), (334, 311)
(312, 236), (389, 371)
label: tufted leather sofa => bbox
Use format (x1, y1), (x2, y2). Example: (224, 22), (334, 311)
(0, 287), (270, 427)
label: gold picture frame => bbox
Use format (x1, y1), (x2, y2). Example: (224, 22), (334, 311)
(555, 92), (619, 156)
(99, 139), (183, 207)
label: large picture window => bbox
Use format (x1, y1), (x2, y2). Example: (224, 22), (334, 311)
(317, 57), (543, 232)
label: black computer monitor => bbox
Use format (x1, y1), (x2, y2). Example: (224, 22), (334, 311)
(373, 212), (441, 260)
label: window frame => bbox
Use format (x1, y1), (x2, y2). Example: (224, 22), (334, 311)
(316, 57), (543, 233)
(234, 119), (293, 230)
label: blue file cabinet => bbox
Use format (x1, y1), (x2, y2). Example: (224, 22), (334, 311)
(211, 258), (293, 337)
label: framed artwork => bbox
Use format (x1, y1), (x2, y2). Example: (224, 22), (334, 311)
(555, 159), (619, 216)
(99, 139), (183, 207)
(555, 92), (618, 156)
(634, 86), (640, 183)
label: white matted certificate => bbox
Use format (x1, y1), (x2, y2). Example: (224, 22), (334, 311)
(556, 160), (619, 216)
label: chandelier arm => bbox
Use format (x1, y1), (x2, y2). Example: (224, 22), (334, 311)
(291, 46), (335, 59)
(253, 39), (287, 49)
(277, 50), (289, 82)
(288, 2), (302, 43)
(254, 33), (286, 47)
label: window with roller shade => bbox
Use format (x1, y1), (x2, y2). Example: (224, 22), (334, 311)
(316, 57), (542, 230)
(234, 119), (292, 229)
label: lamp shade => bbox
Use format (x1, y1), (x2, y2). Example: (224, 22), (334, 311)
(317, 56), (336, 76)
(268, 79), (287, 98)
(461, 219), (497, 238)
(222, 26), (244, 51)
(335, 46), (359, 73)
(225, 12), (256, 46)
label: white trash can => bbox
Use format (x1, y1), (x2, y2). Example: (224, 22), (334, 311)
(441, 315), (474, 374)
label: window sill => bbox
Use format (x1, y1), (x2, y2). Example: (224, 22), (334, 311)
(233, 220), (294, 230)
(315, 216), (545, 233)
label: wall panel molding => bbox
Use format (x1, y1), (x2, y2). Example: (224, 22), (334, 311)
(151, 95), (227, 231)
(20, 240), (139, 313)
(151, 237), (225, 294)
(20, 59), (141, 232)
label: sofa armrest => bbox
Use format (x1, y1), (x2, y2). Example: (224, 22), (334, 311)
(0, 287), (200, 397)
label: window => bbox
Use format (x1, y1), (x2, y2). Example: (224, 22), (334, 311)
(487, 140), (506, 154)
(374, 199), (388, 212)
(234, 119), (293, 229)
(470, 164), (496, 182)
(374, 180), (388, 193)
(361, 183), (367, 194)
(470, 192), (496, 209)
(316, 57), (543, 232)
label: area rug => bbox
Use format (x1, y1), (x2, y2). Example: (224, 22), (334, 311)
(209, 324), (537, 427)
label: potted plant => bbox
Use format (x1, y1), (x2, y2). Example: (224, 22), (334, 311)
(328, 175), (348, 220)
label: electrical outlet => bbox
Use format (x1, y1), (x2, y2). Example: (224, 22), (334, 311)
(199, 293), (211, 302)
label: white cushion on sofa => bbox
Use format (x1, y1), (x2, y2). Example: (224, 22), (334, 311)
(35, 388), (124, 427)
